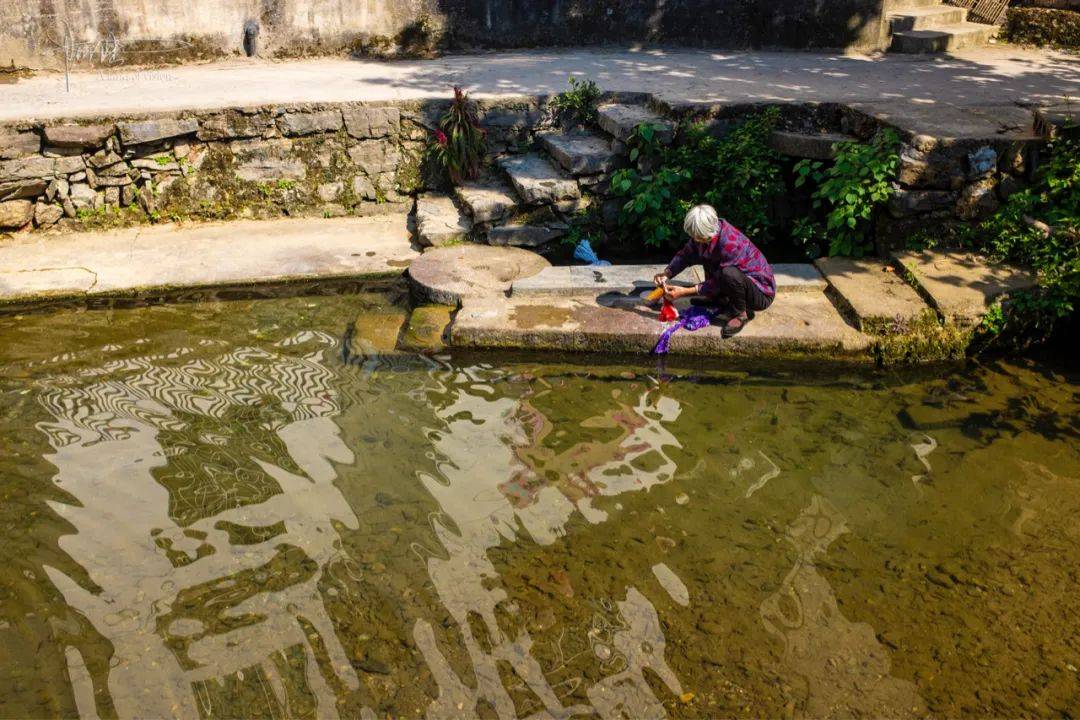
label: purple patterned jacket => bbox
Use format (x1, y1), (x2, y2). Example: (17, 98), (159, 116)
(664, 220), (776, 298)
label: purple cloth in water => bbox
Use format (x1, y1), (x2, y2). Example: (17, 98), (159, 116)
(652, 306), (718, 355)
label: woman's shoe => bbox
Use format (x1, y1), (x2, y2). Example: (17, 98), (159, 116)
(722, 313), (750, 338)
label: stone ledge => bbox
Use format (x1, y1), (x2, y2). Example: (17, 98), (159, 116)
(512, 263), (824, 296)
(814, 256), (932, 332)
(452, 292), (870, 359)
(891, 250), (1037, 325)
(0, 215), (417, 306)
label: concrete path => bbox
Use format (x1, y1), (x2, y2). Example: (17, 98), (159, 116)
(3, 47), (1076, 123)
(0, 215), (416, 305)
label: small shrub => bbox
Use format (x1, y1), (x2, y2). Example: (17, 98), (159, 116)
(794, 129), (901, 257)
(922, 136), (1079, 350)
(550, 77), (603, 126)
(608, 109), (785, 248)
(430, 87), (486, 185)
(1001, 8), (1080, 49)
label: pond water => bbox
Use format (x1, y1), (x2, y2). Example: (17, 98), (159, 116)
(0, 287), (1077, 720)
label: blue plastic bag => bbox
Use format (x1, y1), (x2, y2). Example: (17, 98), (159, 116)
(573, 239), (612, 267)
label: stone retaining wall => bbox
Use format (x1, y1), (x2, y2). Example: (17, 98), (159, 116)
(0, 97), (1045, 253)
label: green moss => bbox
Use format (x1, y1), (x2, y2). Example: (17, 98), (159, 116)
(869, 314), (972, 366)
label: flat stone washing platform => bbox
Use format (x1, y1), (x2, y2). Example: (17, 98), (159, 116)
(0, 215), (417, 306)
(453, 292), (870, 359)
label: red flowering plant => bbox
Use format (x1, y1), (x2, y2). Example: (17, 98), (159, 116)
(431, 86), (486, 185)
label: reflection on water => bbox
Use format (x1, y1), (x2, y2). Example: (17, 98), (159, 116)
(0, 291), (1078, 719)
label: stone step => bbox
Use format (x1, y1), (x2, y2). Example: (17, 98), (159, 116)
(451, 291), (870, 360)
(888, 5), (968, 32)
(488, 222), (570, 248)
(890, 22), (998, 53)
(596, 104), (675, 144)
(415, 194), (472, 248)
(769, 131), (855, 160)
(498, 154), (581, 206)
(0, 216), (417, 307)
(512, 263), (824, 297)
(407, 244), (550, 306)
(454, 179), (520, 223)
(890, 250), (1036, 325)
(814, 257), (934, 333)
(539, 131), (623, 176)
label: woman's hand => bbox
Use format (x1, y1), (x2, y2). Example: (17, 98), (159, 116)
(653, 273), (668, 288)
(664, 285), (695, 302)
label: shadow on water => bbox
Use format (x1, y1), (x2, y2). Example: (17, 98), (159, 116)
(0, 289), (1077, 718)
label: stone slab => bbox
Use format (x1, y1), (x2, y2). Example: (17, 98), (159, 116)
(512, 263), (822, 296)
(407, 244), (550, 306)
(401, 305), (454, 352)
(596, 104), (675, 143)
(539, 132), (622, 176)
(416, 194), (471, 247)
(455, 180), (519, 223)
(498, 154), (580, 206)
(814, 257), (932, 331)
(769, 131), (853, 160)
(891, 250), (1037, 324)
(513, 264), (705, 297)
(452, 292), (870, 359)
(487, 223), (568, 248)
(0, 215), (417, 306)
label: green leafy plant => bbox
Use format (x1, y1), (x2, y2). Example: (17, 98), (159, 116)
(609, 110), (785, 249)
(794, 129), (901, 257)
(920, 136), (1079, 349)
(431, 86), (486, 185)
(550, 77), (602, 126)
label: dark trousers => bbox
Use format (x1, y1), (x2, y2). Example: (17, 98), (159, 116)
(700, 266), (773, 314)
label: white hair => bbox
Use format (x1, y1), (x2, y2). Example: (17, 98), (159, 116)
(683, 205), (720, 241)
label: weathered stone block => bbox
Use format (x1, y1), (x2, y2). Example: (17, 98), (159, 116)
(597, 104), (674, 144)
(769, 131), (851, 160)
(540, 132), (623, 176)
(888, 189), (956, 218)
(0, 131), (40, 159)
(118, 118), (199, 145)
(43, 124), (114, 149)
(349, 141), (400, 175)
(317, 182), (343, 202)
(34, 201), (62, 228)
(235, 157), (306, 182)
(499, 154), (580, 206)
(352, 175), (377, 201)
(898, 153), (965, 190)
(455, 180), (519, 223)
(343, 107), (401, 139)
(0, 199), (34, 229)
(104, 186), (121, 206)
(408, 244), (550, 306)
(0, 156), (55, 183)
(88, 150), (124, 170)
(814, 257), (932, 332)
(54, 156), (87, 175)
(197, 112), (274, 141)
(278, 110), (343, 137)
(0, 180), (47, 201)
(416, 194), (472, 247)
(955, 178), (998, 220)
(401, 305), (453, 352)
(487, 222), (569, 248)
(69, 183), (96, 210)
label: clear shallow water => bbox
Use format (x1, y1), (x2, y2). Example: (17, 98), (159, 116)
(0, 288), (1077, 720)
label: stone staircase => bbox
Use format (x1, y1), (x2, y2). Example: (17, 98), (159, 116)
(416, 103), (673, 251)
(885, 0), (998, 53)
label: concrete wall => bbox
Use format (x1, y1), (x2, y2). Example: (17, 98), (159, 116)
(1, 0), (886, 70)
